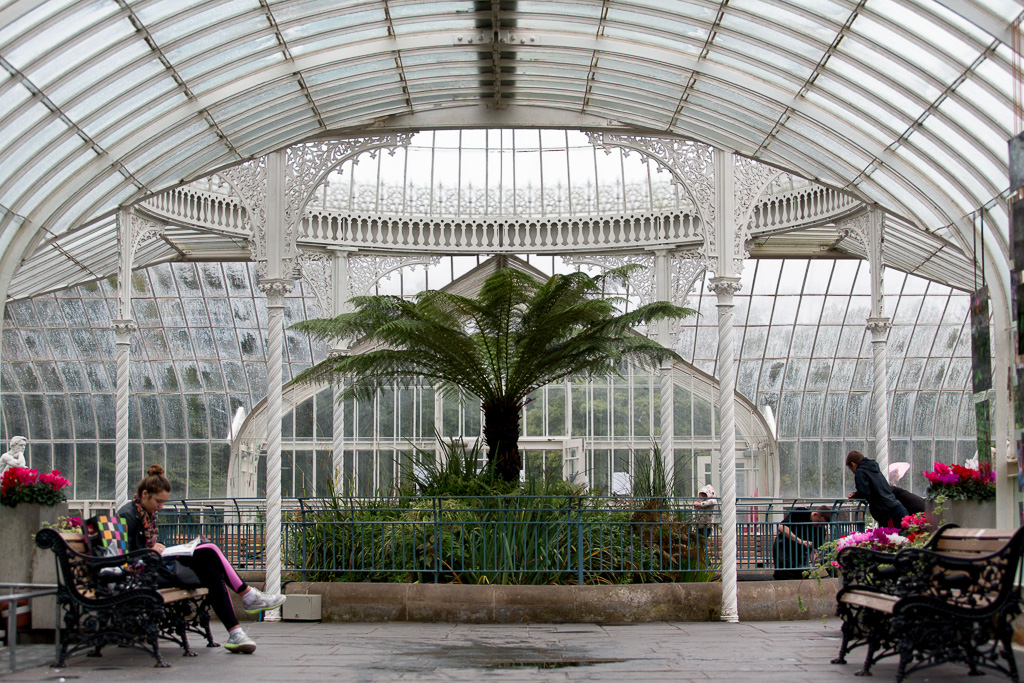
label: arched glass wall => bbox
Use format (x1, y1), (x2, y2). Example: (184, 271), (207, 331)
(685, 260), (976, 498)
(238, 362), (765, 499)
(0, 255), (974, 501)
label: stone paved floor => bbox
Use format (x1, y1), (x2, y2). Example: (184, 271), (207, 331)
(2, 619), (1018, 682)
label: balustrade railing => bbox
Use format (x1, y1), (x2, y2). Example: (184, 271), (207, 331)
(139, 183), (861, 253)
(149, 496), (866, 584)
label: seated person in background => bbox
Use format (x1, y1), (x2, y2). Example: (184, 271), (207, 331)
(773, 505), (831, 580)
(890, 485), (925, 515)
(693, 484), (717, 545)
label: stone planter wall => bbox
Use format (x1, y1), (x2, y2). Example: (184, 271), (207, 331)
(0, 502), (67, 629)
(925, 498), (996, 529)
(229, 578), (841, 624)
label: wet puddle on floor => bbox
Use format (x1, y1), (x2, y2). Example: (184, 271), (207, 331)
(402, 642), (630, 670)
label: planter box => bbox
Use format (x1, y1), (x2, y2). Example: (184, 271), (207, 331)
(0, 502), (68, 629)
(925, 498), (996, 529)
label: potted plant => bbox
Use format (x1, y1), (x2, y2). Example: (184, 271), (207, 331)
(1, 466), (72, 508)
(922, 461), (996, 529)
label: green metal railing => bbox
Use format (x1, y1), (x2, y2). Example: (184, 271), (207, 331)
(156, 496), (866, 584)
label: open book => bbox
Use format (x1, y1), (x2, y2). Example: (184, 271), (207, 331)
(161, 537), (204, 557)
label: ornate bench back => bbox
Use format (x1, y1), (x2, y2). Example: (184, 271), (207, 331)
(896, 525), (1024, 611)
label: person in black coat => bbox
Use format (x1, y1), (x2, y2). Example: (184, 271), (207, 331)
(845, 450), (908, 527)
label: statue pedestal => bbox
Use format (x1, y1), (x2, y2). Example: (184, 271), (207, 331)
(925, 499), (996, 529)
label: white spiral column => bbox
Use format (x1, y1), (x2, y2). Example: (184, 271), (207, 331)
(654, 250), (675, 486)
(659, 360), (674, 489)
(710, 276), (741, 623)
(867, 317), (891, 475)
(113, 320), (136, 510)
(260, 279), (292, 620)
(330, 251), (350, 494)
(332, 364), (346, 493)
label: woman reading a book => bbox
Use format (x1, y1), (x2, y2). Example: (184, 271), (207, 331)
(118, 464), (286, 654)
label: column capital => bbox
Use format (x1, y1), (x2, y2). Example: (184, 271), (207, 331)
(111, 319), (136, 341)
(708, 275), (742, 297)
(866, 316), (891, 337)
(258, 278), (294, 301)
(328, 346), (351, 359)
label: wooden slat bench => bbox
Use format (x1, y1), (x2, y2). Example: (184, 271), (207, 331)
(832, 524), (1024, 682)
(35, 527), (216, 668)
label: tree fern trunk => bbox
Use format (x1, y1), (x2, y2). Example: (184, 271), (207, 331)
(483, 401), (522, 482)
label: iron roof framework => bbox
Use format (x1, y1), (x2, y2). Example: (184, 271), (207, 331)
(0, 0), (1019, 305)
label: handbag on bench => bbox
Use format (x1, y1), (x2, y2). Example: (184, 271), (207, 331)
(83, 514), (129, 557)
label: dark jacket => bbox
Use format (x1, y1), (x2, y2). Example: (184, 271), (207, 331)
(116, 499), (152, 553)
(851, 458), (908, 526)
(890, 486), (926, 515)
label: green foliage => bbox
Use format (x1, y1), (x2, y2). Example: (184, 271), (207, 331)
(631, 445), (672, 501)
(291, 263), (694, 481)
(402, 436), (516, 498)
(284, 444), (716, 585)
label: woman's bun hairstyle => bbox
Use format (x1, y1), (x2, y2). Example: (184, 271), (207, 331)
(137, 463), (171, 499)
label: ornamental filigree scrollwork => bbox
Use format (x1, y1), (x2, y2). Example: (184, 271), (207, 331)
(665, 250), (706, 349)
(562, 253), (655, 304)
(733, 158), (788, 262)
(585, 132), (715, 244)
(297, 249), (332, 315)
(129, 213), (164, 256)
(670, 249), (706, 307)
(836, 209), (872, 253)
(285, 134), (412, 229)
(218, 157), (267, 262)
(348, 254), (442, 298)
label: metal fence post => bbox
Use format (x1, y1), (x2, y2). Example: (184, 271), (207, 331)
(433, 496), (441, 583)
(576, 498), (584, 586)
(299, 498), (308, 580)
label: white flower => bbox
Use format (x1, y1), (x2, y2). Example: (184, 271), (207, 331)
(886, 533), (908, 545)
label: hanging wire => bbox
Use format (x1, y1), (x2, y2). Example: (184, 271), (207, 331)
(973, 210), (978, 292)
(1015, 16), (1023, 137)
(974, 205), (983, 286)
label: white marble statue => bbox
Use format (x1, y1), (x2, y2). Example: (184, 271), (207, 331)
(0, 435), (28, 478)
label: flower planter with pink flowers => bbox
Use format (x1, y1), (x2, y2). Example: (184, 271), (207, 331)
(922, 461), (996, 529)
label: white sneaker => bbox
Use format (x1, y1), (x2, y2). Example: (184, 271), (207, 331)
(224, 629), (256, 654)
(242, 587), (286, 613)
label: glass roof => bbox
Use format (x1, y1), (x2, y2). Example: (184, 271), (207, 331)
(0, 1), (1018, 304)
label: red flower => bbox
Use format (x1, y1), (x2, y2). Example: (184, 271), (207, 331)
(1, 466), (71, 507)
